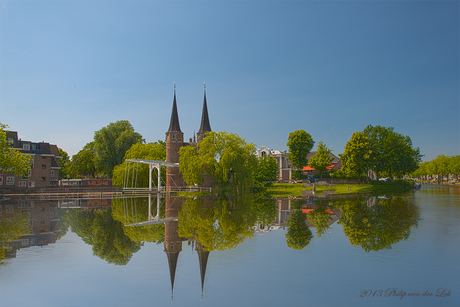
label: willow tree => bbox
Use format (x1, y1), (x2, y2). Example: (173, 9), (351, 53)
(179, 131), (257, 187)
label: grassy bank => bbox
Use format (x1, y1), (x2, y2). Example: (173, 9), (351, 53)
(266, 180), (414, 197)
(266, 183), (372, 197)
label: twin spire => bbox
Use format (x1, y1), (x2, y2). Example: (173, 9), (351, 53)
(167, 82), (212, 138)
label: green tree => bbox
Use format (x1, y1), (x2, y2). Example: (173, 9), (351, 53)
(112, 141), (166, 187)
(93, 120), (144, 178)
(253, 154), (278, 183)
(339, 131), (372, 183)
(308, 141), (333, 180)
(179, 131), (257, 187)
(70, 141), (99, 178)
(361, 125), (422, 180)
(58, 148), (70, 180)
(287, 130), (315, 178)
(0, 123), (32, 177)
(285, 209), (313, 250)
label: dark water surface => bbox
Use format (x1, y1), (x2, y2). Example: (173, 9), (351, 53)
(0, 185), (458, 307)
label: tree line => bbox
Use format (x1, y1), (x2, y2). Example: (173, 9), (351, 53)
(412, 155), (460, 181)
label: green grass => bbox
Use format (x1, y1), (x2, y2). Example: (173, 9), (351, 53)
(266, 183), (372, 197)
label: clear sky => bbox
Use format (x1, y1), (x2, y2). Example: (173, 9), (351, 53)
(1, 0), (458, 161)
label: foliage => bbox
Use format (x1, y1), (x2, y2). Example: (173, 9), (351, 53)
(253, 154), (278, 184)
(362, 125), (422, 179)
(287, 130), (315, 176)
(67, 208), (141, 265)
(335, 195), (419, 252)
(112, 141), (166, 187)
(251, 196), (278, 228)
(339, 131), (372, 183)
(0, 123), (33, 177)
(58, 148), (71, 180)
(0, 212), (30, 266)
(285, 209), (313, 250)
(179, 131), (257, 187)
(412, 155), (460, 180)
(308, 141), (333, 179)
(111, 197), (165, 244)
(178, 193), (256, 251)
(93, 120), (144, 178)
(307, 205), (333, 237)
(69, 141), (99, 178)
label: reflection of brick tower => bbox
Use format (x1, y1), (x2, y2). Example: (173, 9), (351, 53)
(164, 197), (184, 300)
(166, 86), (184, 189)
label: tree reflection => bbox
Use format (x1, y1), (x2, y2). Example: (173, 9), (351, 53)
(334, 196), (419, 252)
(66, 208), (141, 265)
(111, 197), (165, 244)
(0, 212), (30, 266)
(286, 209), (313, 250)
(306, 204), (333, 238)
(178, 191), (257, 251)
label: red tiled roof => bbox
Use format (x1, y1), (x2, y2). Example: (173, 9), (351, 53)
(302, 165), (334, 171)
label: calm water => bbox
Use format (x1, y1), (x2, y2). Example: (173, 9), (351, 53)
(0, 185), (458, 307)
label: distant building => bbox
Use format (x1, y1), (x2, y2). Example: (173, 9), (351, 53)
(255, 145), (291, 182)
(1, 131), (61, 189)
(302, 152), (342, 176)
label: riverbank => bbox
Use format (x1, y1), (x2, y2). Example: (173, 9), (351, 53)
(266, 180), (415, 197)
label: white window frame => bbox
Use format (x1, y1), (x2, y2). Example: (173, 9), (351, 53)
(23, 144), (30, 151)
(29, 181), (35, 188)
(50, 170), (55, 177)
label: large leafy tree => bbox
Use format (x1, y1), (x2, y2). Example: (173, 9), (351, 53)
(339, 131), (372, 183)
(287, 130), (315, 178)
(308, 141), (333, 179)
(285, 209), (313, 250)
(253, 154), (278, 183)
(179, 131), (257, 187)
(0, 123), (32, 177)
(307, 205), (333, 237)
(349, 125), (422, 180)
(69, 141), (99, 178)
(112, 141), (166, 187)
(93, 120), (144, 178)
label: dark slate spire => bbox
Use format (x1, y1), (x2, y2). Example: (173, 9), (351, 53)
(196, 241), (210, 299)
(166, 250), (180, 300)
(167, 84), (182, 133)
(197, 83), (211, 136)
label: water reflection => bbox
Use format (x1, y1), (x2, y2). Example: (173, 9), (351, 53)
(0, 192), (420, 271)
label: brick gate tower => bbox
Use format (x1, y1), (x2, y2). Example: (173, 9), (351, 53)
(165, 83), (212, 189)
(165, 85), (184, 189)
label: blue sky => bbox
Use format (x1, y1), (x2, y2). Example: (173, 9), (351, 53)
(1, 0), (458, 161)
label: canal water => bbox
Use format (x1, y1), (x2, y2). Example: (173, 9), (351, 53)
(0, 185), (458, 307)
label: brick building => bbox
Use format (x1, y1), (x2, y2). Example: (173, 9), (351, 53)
(1, 131), (61, 189)
(165, 84), (212, 189)
(255, 145), (291, 182)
